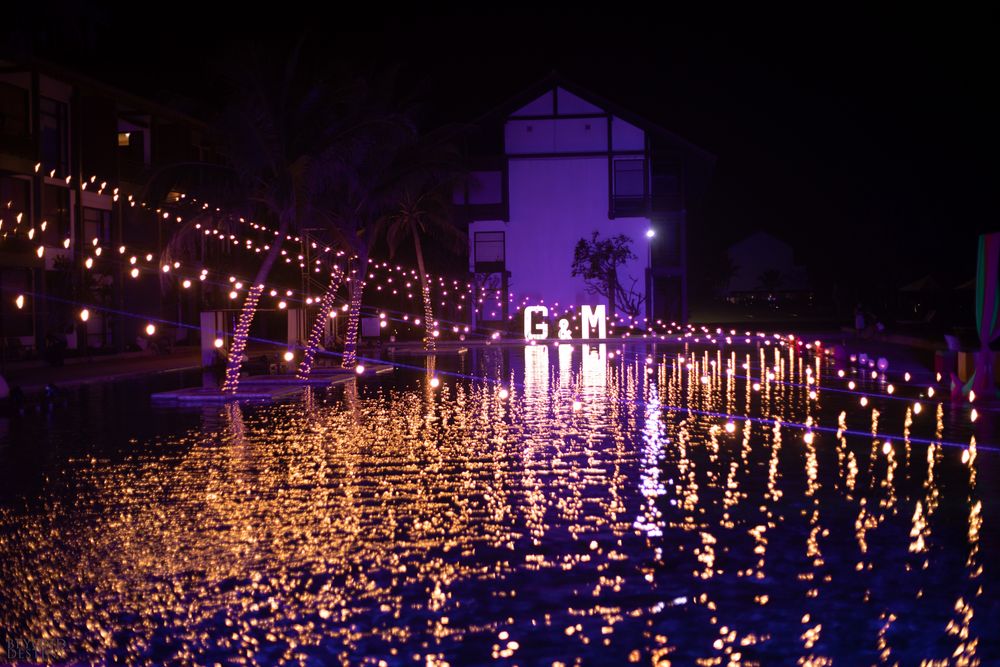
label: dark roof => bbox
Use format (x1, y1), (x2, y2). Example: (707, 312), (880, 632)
(899, 275), (944, 293)
(471, 71), (715, 163)
(0, 58), (209, 128)
(729, 230), (791, 250)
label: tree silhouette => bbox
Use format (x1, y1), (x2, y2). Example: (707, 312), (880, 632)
(571, 231), (645, 317)
(374, 183), (465, 349)
(758, 269), (783, 292)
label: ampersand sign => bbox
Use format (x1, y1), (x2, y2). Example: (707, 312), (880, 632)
(557, 319), (572, 339)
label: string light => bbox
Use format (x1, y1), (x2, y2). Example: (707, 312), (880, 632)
(222, 284), (264, 393)
(297, 270), (343, 380)
(1, 163), (831, 372)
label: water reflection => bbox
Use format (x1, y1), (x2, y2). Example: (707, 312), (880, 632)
(0, 342), (996, 665)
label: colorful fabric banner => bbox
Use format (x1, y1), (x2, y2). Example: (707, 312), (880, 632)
(966, 232), (1000, 396)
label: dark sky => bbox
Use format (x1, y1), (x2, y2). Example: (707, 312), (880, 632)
(6, 4), (998, 299)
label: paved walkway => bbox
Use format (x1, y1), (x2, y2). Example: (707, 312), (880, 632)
(1, 348), (202, 396)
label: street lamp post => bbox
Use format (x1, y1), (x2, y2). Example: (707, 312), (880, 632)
(646, 229), (655, 320)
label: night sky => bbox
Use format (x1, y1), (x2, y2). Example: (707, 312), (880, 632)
(5, 4), (998, 310)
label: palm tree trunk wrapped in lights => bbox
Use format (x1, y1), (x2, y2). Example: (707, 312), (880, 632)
(221, 283), (265, 393)
(220, 223), (288, 393)
(341, 278), (366, 369)
(296, 268), (344, 379)
(374, 188), (465, 351)
(414, 230), (436, 350)
(421, 283), (436, 349)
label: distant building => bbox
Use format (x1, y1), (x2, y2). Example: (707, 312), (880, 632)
(455, 75), (713, 328)
(0, 60), (214, 359)
(725, 231), (810, 304)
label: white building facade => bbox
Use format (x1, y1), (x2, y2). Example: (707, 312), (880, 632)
(456, 77), (711, 330)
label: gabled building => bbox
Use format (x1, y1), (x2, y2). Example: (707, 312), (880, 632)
(454, 75), (713, 329)
(725, 231), (810, 302)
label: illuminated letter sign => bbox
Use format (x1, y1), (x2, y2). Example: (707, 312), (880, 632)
(524, 306), (549, 340)
(524, 304), (607, 340)
(557, 318), (572, 339)
(581, 304), (607, 339)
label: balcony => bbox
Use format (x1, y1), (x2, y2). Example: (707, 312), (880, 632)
(118, 158), (149, 185)
(473, 231), (505, 274)
(610, 193), (683, 218)
(0, 133), (35, 170)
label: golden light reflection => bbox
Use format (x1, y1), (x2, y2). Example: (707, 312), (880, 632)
(0, 341), (991, 665)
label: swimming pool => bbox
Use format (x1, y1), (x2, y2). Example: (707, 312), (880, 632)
(0, 339), (996, 665)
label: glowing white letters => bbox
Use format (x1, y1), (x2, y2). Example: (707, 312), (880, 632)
(557, 318), (572, 339)
(523, 305), (608, 341)
(523, 306), (549, 340)
(581, 304), (607, 339)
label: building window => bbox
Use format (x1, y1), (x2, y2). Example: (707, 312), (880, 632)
(83, 207), (112, 245)
(455, 170), (504, 207)
(40, 97), (69, 175)
(652, 160), (680, 195)
(612, 158), (648, 216)
(0, 175), (30, 218)
(41, 185), (71, 246)
(474, 231), (505, 271)
(468, 171), (503, 204)
(117, 129), (145, 166)
(613, 159), (646, 198)
(0, 83), (29, 137)
(0, 267), (34, 339)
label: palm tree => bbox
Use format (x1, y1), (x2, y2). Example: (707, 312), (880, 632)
(714, 253), (739, 297)
(319, 106), (462, 367)
(294, 263), (344, 379)
(758, 269), (784, 293)
(374, 184), (466, 349)
(321, 118), (419, 368)
(159, 52), (448, 378)
(195, 47), (409, 390)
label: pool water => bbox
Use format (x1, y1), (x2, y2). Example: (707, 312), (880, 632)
(0, 342), (997, 665)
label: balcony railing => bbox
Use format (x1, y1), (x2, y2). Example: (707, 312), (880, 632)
(611, 193), (683, 218)
(0, 134), (35, 165)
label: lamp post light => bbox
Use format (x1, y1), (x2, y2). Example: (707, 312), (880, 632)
(646, 229), (655, 320)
